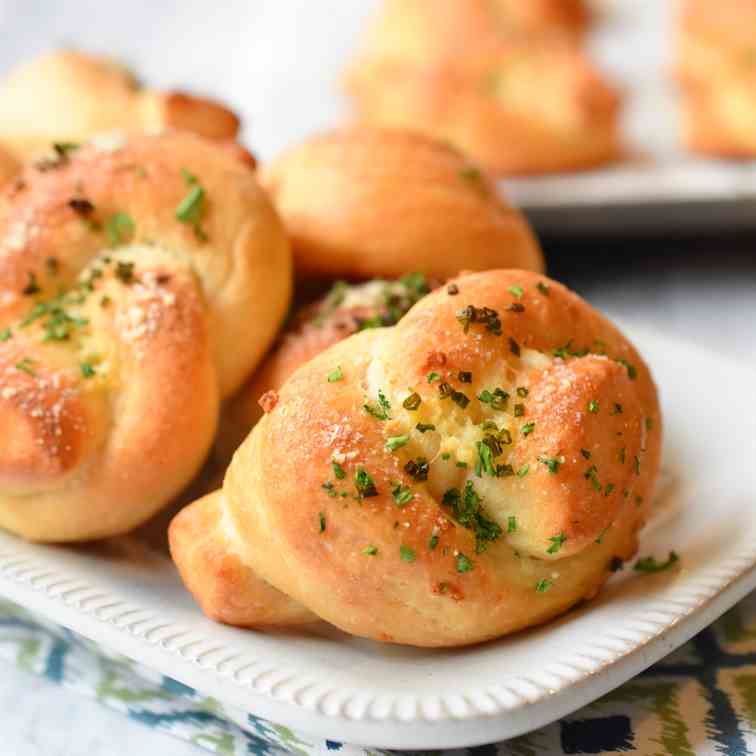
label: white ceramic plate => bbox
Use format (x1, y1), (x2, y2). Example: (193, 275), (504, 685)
(0, 325), (754, 750)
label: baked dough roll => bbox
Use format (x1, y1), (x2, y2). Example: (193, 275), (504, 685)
(677, 0), (756, 157)
(261, 127), (543, 279)
(0, 132), (291, 542)
(218, 274), (433, 462)
(0, 50), (240, 165)
(348, 0), (591, 74)
(345, 43), (621, 176)
(171, 269), (662, 647)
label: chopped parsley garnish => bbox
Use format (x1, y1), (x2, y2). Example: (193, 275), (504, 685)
(176, 169), (208, 240)
(404, 457), (429, 481)
(535, 578), (553, 593)
(546, 532), (567, 554)
(537, 281), (550, 296)
(362, 545), (378, 556)
(427, 371), (440, 383)
(588, 400), (599, 414)
(584, 464), (601, 492)
(475, 438), (497, 477)
(517, 464), (530, 478)
(327, 367), (343, 382)
(400, 545), (416, 563)
(456, 460), (468, 468)
(456, 305), (501, 335)
(478, 387), (509, 410)
(634, 456), (641, 474)
(509, 337), (521, 357)
(80, 362), (96, 378)
(106, 212), (135, 246)
(441, 452), (451, 460)
(604, 482), (616, 496)
(392, 483), (413, 507)
(332, 461), (346, 480)
(507, 516), (517, 533)
(403, 392), (421, 410)
(442, 481), (502, 553)
(15, 358), (36, 375)
(521, 422), (536, 437)
(634, 551), (679, 574)
(385, 434), (409, 452)
(322, 481), (337, 497)
(581, 448), (592, 459)
(354, 467), (378, 498)
(456, 553), (474, 573)
(611, 403), (623, 415)
(0, 328), (11, 342)
(538, 455), (562, 474)
(318, 512), (326, 533)
(364, 390), (391, 420)
(20, 298), (89, 342)
(416, 423), (436, 433)
(508, 284), (523, 298)
(429, 534), (439, 550)
(617, 358), (638, 380)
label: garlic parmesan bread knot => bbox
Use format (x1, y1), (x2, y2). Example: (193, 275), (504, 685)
(171, 270), (661, 647)
(218, 274), (433, 462)
(260, 128), (543, 279)
(676, 0), (756, 157)
(344, 1), (620, 176)
(0, 50), (240, 166)
(0, 132), (291, 542)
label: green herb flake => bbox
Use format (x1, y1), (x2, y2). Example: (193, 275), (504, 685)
(536, 578), (553, 593)
(538, 455), (562, 474)
(456, 553), (474, 573)
(537, 281), (550, 296)
(385, 434), (409, 452)
(392, 483), (413, 507)
(546, 532), (567, 554)
(588, 399), (600, 414)
(517, 464), (530, 478)
(403, 392), (421, 410)
(507, 516), (517, 533)
(362, 545), (378, 556)
(634, 455), (641, 475)
(400, 545), (416, 563)
(318, 512), (326, 533)
(175, 173), (208, 241)
(14, 357), (36, 376)
(332, 461), (346, 480)
(354, 467), (378, 498)
(634, 551), (679, 574)
(521, 421), (536, 437)
(581, 448), (591, 460)
(611, 403), (623, 415)
(80, 362), (96, 379)
(508, 284), (524, 298)
(427, 371), (440, 384)
(0, 328), (11, 342)
(327, 366), (343, 383)
(364, 390), (391, 420)
(429, 534), (439, 550)
(617, 358), (638, 380)
(106, 212), (135, 246)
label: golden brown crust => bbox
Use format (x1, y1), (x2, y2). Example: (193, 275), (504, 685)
(676, 1), (756, 156)
(0, 132), (291, 541)
(169, 491), (316, 627)
(176, 270), (662, 647)
(0, 149), (19, 188)
(0, 50), (240, 162)
(345, 44), (621, 176)
(261, 127), (543, 279)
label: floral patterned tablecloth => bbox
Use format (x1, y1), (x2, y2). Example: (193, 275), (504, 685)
(2, 595), (756, 756)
